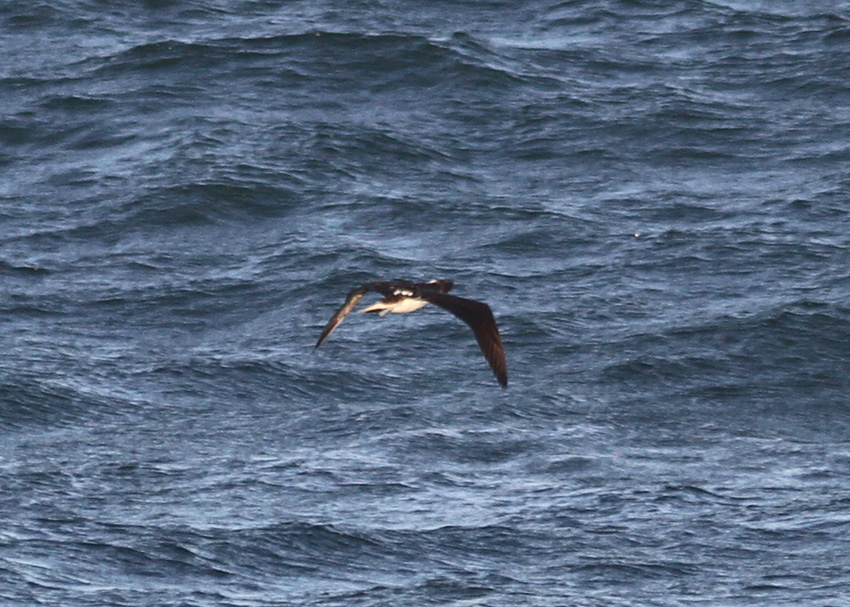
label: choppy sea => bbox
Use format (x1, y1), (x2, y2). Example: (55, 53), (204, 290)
(3, 1), (850, 605)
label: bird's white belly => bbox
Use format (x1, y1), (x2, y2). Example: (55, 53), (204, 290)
(388, 298), (429, 313)
(360, 298), (429, 315)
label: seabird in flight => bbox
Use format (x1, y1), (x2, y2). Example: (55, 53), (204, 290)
(315, 279), (507, 387)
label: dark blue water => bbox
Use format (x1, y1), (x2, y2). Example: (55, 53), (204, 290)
(3, 1), (850, 605)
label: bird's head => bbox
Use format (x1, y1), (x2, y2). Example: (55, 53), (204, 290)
(428, 279), (454, 293)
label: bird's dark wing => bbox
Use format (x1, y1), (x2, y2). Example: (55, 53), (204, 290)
(316, 281), (412, 347)
(315, 284), (375, 347)
(420, 292), (508, 388)
(370, 281), (408, 297)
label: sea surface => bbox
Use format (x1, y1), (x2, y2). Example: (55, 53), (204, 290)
(3, 1), (850, 605)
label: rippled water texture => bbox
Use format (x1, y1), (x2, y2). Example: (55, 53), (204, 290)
(2, 1), (850, 605)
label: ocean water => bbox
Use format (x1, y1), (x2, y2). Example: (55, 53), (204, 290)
(2, 1), (850, 605)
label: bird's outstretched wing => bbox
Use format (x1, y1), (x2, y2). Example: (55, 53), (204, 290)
(420, 291), (508, 388)
(315, 282), (401, 347)
(315, 285), (369, 347)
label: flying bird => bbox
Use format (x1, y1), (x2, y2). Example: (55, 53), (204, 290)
(315, 279), (507, 387)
